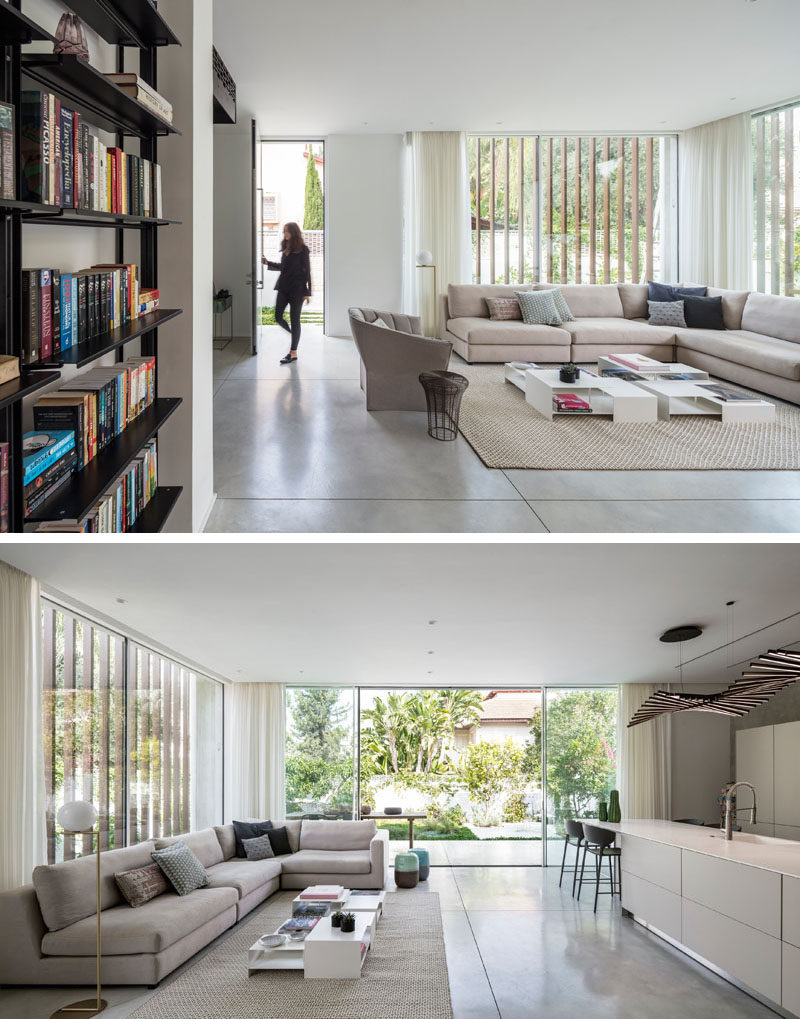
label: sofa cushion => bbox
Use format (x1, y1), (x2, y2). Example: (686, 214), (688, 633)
(648, 300), (686, 327)
(536, 283), (624, 318)
(151, 842), (209, 896)
(154, 829), (223, 869)
(243, 833), (275, 860)
(618, 284), (649, 319)
(675, 328), (800, 381)
(648, 281), (707, 302)
(268, 820), (302, 854)
(683, 295), (725, 330)
(267, 826), (293, 856)
(33, 840), (156, 932)
(41, 887), (237, 957)
(485, 297), (521, 320)
(280, 849), (372, 875)
(205, 857), (282, 898)
(741, 291), (800, 344)
(448, 283), (535, 319)
(707, 287), (751, 330)
(447, 317), (570, 346)
(300, 819), (377, 851)
(231, 820), (273, 858)
(517, 289), (562, 326)
(214, 825), (236, 861)
(561, 317), (678, 345)
(115, 863), (168, 909)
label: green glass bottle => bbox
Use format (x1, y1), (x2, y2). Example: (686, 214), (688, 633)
(608, 789), (621, 823)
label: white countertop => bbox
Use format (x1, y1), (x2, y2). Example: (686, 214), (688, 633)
(594, 819), (800, 878)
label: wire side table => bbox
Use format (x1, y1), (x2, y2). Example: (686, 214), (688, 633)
(419, 370), (469, 441)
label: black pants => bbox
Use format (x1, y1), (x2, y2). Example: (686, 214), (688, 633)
(275, 290), (304, 350)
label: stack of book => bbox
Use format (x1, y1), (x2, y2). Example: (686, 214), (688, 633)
(20, 90), (163, 216)
(697, 383), (758, 402)
(22, 430), (77, 519)
(37, 439), (158, 532)
(0, 442), (8, 532)
(298, 885), (346, 901)
(103, 73), (173, 123)
(33, 354), (156, 469)
(0, 100), (14, 200)
(21, 263), (144, 364)
(291, 901), (331, 919)
(276, 917), (319, 942)
(553, 393), (592, 413)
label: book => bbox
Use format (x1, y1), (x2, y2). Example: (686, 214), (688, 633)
(291, 902), (331, 918)
(601, 368), (645, 381)
(33, 395), (89, 470)
(102, 74), (174, 123)
(51, 270), (61, 355)
(38, 269), (53, 360)
(24, 449), (77, 508)
(21, 269), (40, 364)
(299, 885), (345, 900)
(25, 463), (74, 518)
(22, 430), (75, 486)
(277, 917), (319, 940)
(0, 355), (20, 386)
(554, 393), (592, 413)
(20, 90), (49, 203)
(60, 103), (73, 209)
(696, 383), (759, 403)
(0, 442), (8, 532)
(608, 353), (666, 371)
(60, 274), (73, 350)
(0, 101), (14, 200)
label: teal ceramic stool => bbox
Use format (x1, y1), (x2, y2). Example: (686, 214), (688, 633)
(394, 852), (420, 888)
(410, 848), (430, 881)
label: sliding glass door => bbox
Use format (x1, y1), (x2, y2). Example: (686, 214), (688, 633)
(285, 686), (356, 820)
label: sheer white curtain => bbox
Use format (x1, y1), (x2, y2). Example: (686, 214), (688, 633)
(618, 684), (672, 821)
(679, 113), (753, 289)
(0, 563), (46, 890)
(402, 131), (471, 334)
(227, 682), (286, 821)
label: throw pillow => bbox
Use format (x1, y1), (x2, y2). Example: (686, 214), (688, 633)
(371, 316), (390, 328)
(515, 290), (562, 326)
(232, 819), (273, 858)
(267, 826), (293, 856)
(242, 833), (276, 861)
(682, 295), (725, 330)
(115, 863), (168, 908)
(151, 842), (209, 896)
(485, 297), (521, 321)
(647, 281), (707, 304)
(647, 300), (686, 327)
(546, 288), (576, 323)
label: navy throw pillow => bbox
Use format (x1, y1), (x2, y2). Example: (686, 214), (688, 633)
(682, 295), (725, 330)
(647, 282), (708, 317)
(267, 826), (293, 856)
(232, 819), (273, 858)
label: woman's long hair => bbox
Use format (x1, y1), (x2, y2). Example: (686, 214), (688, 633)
(281, 222), (305, 254)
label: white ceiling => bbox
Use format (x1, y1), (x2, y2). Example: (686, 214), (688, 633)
(212, 0), (800, 135)
(2, 543), (799, 689)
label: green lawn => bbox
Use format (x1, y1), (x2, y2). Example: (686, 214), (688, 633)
(374, 821), (542, 842)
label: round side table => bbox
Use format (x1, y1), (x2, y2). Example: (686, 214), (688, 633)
(418, 370), (469, 441)
(394, 852), (420, 888)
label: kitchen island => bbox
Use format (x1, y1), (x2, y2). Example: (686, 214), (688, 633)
(595, 819), (800, 1016)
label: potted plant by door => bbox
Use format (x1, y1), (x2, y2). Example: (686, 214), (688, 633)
(559, 362), (580, 383)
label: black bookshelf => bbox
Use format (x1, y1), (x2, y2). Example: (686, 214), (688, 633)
(0, 0), (183, 533)
(26, 397), (181, 523)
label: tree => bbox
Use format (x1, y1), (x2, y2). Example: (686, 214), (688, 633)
(303, 146), (324, 231)
(459, 738), (525, 825)
(286, 689), (352, 809)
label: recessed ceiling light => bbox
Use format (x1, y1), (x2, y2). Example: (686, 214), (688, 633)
(116, 597), (126, 604)
(730, 96), (737, 101)
(658, 119), (667, 125)
(427, 650), (435, 655)
(427, 671), (433, 675)
(428, 620), (437, 625)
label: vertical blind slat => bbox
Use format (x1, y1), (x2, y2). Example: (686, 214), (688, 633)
(602, 138), (610, 283)
(785, 110), (795, 297)
(631, 138), (640, 283)
(645, 138), (654, 282)
(617, 137), (625, 283)
(770, 114), (781, 295)
(545, 138), (553, 282)
(589, 138), (596, 285)
(756, 118), (766, 293)
(560, 137), (568, 283)
(81, 624), (93, 857)
(574, 138), (581, 284)
(504, 137), (510, 283)
(475, 140), (481, 281)
(518, 138), (524, 283)
(63, 619), (76, 861)
(490, 138), (496, 284)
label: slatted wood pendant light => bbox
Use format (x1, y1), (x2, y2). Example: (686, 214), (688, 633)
(628, 649), (800, 727)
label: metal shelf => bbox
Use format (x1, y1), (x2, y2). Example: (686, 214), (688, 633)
(0, 370), (60, 411)
(127, 485), (182, 532)
(0, 1), (51, 43)
(63, 0), (180, 48)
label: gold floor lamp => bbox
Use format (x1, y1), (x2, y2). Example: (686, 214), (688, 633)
(416, 249), (438, 336)
(51, 799), (107, 1018)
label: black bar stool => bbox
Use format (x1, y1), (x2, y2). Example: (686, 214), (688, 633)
(578, 823), (621, 912)
(558, 819), (586, 896)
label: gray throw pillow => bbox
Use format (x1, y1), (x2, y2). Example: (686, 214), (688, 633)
(647, 300), (686, 327)
(242, 833), (276, 860)
(515, 290), (562, 326)
(151, 842), (208, 896)
(371, 316), (390, 328)
(115, 863), (168, 908)
(546, 288), (576, 322)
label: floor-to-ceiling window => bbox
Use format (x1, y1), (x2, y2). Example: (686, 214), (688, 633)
(468, 134), (677, 286)
(753, 104), (799, 295)
(41, 602), (224, 863)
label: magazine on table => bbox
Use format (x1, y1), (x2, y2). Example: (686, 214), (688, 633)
(696, 383), (758, 402)
(278, 917), (320, 940)
(292, 901), (331, 917)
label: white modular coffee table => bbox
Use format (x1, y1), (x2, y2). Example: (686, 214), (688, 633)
(596, 355), (709, 380)
(343, 889), (386, 925)
(505, 365), (657, 423)
(633, 379), (776, 423)
(303, 914), (374, 979)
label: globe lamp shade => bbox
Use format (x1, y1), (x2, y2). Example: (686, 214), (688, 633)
(416, 249), (433, 266)
(57, 800), (98, 833)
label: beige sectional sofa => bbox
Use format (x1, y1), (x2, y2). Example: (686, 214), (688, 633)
(0, 818), (388, 987)
(439, 282), (800, 405)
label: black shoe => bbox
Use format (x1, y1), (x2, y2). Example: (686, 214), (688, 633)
(279, 352), (297, 365)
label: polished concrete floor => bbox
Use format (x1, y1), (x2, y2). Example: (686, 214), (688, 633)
(206, 327), (800, 533)
(0, 866), (777, 1019)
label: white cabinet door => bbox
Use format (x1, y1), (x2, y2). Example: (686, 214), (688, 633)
(775, 721), (800, 826)
(620, 834), (681, 894)
(736, 726), (774, 824)
(784, 943), (800, 1016)
(682, 899), (781, 1003)
(784, 876), (800, 949)
(682, 849), (781, 936)
(622, 872), (681, 941)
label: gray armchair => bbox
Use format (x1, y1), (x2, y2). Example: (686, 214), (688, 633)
(348, 307), (453, 411)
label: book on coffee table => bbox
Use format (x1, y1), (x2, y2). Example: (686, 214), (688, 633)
(601, 368), (646, 381)
(299, 884), (346, 900)
(292, 901), (331, 918)
(608, 353), (665, 370)
(278, 917), (320, 940)
(553, 393), (592, 413)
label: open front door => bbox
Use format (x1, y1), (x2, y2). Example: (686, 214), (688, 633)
(250, 118), (263, 356)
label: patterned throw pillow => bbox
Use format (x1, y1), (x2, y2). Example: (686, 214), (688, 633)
(485, 297), (521, 321)
(115, 863), (169, 908)
(545, 288), (576, 322)
(151, 842), (209, 896)
(242, 833), (276, 861)
(515, 290), (562, 326)
(647, 300), (686, 327)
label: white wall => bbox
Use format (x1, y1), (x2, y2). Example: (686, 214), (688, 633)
(213, 120), (252, 338)
(325, 134), (403, 337)
(671, 709), (732, 825)
(158, 0), (215, 532)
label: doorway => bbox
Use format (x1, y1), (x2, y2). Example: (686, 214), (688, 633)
(258, 139), (326, 339)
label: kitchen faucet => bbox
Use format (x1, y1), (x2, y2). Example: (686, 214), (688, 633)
(723, 782), (757, 840)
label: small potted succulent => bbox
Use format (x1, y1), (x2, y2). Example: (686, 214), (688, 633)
(339, 911), (356, 933)
(331, 910), (343, 929)
(560, 362), (580, 383)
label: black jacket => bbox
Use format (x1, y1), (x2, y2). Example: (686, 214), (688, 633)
(266, 245), (311, 297)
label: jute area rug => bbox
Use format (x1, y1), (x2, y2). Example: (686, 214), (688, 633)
(129, 891), (452, 1019)
(455, 363), (800, 470)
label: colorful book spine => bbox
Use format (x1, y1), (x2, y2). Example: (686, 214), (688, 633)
(60, 274), (73, 350)
(51, 270), (61, 355)
(0, 101), (14, 200)
(39, 269), (52, 360)
(0, 442), (8, 532)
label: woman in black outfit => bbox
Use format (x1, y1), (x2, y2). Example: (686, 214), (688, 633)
(263, 221), (311, 364)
